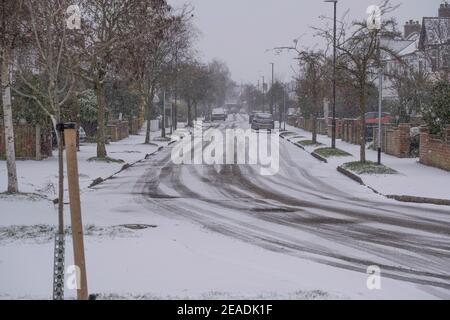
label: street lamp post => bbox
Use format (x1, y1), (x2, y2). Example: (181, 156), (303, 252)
(283, 83), (287, 131)
(270, 62), (274, 115)
(325, 0), (337, 149)
(377, 33), (383, 165)
(262, 76), (266, 112)
(367, 5), (383, 164)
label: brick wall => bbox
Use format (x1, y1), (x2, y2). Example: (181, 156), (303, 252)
(419, 126), (450, 171)
(373, 124), (411, 158)
(327, 119), (342, 139)
(342, 119), (362, 145)
(0, 124), (52, 160)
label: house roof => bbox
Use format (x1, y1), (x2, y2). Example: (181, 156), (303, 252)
(380, 38), (416, 60)
(419, 17), (450, 49)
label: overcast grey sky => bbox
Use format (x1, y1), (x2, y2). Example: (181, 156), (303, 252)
(168, 0), (444, 84)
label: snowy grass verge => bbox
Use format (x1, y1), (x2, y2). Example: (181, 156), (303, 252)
(314, 148), (351, 158)
(342, 161), (397, 175)
(0, 224), (152, 245)
(298, 140), (325, 147)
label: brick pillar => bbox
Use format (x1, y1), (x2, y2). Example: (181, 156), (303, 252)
(398, 124), (411, 158)
(419, 126), (429, 164)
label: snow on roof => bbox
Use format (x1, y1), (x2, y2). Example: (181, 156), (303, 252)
(398, 38), (419, 56)
(380, 38), (416, 59)
(420, 17), (450, 48)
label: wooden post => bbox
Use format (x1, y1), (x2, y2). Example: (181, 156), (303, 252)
(63, 123), (88, 300)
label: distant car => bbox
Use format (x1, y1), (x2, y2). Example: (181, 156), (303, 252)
(251, 113), (275, 131)
(364, 112), (392, 125)
(249, 111), (263, 124)
(78, 126), (86, 142)
(211, 108), (227, 121)
(363, 112), (393, 141)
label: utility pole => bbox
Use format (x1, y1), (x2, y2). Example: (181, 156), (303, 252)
(262, 76), (265, 112)
(282, 83), (286, 130)
(377, 32), (383, 165)
(173, 45), (179, 131)
(162, 90), (166, 138)
(270, 63), (274, 115)
(170, 93), (173, 135)
(325, 0), (338, 149)
(62, 123), (88, 300)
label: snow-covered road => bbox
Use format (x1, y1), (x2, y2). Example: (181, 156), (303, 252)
(136, 115), (450, 295)
(2, 115), (449, 299)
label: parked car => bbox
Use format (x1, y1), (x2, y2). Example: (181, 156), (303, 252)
(364, 112), (393, 141)
(364, 112), (392, 125)
(78, 126), (87, 142)
(251, 113), (275, 131)
(211, 108), (227, 121)
(249, 111), (263, 124)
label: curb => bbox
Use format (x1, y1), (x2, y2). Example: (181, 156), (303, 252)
(89, 145), (166, 189)
(311, 152), (328, 163)
(337, 166), (364, 185)
(293, 142), (305, 150)
(283, 136), (324, 162)
(337, 165), (450, 207)
(386, 195), (450, 207)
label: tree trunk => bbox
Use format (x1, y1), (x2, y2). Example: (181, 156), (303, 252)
(161, 98), (166, 138)
(57, 130), (64, 234)
(173, 91), (178, 130)
(145, 86), (155, 144)
(74, 93), (81, 151)
(312, 108), (318, 144)
(95, 81), (107, 158)
(1, 47), (18, 193)
(359, 87), (366, 162)
(187, 101), (193, 127)
(279, 104), (282, 129)
(50, 115), (64, 234)
(139, 93), (146, 127)
(194, 102), (198, 124)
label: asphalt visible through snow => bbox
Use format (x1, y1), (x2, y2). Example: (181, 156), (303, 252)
(136, 115), (450, 296)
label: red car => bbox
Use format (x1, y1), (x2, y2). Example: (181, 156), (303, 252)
(365, 112), (392, 125)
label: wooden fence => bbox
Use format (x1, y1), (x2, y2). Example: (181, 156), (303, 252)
(0, 124), (52, 160)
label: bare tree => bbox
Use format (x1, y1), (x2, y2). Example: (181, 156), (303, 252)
(0, 0), (26, 193)
(419, 16), (450, 81)
(75, 0), (145, 158)
(12, 0), (76, 233)
(317, 0), (401, 161)
(273, 43), (327, 144)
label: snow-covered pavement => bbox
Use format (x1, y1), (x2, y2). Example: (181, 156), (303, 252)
(1, 115), (450, 299)
(282, 124), (450, 201)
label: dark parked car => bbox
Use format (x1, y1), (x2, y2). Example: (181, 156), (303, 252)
(249, 111), (263, 124)
(251, 113), (275, 131)
(211, 108), (227, 121)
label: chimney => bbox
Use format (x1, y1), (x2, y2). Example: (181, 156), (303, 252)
(404, 20), (421, 38)
(439, 3), (450, 18)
